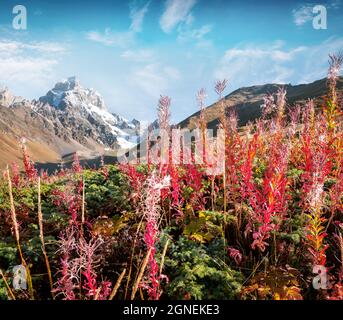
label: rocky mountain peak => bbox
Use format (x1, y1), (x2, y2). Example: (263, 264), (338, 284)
(0, 87), (26, 107)
(39, 76), (107, 111)
(34, 77), (140, 150)
(53, 76), (80, 92)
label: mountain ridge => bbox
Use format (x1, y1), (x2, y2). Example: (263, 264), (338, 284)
(178, 77), (343, 130)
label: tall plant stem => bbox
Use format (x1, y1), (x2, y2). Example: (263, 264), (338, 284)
(124, 218), (143, 299)
(0, 269), (16, 300)
(37, 177), (54, 299)
(6, 167), (34, 300)
(109, 268), (126, 300)
(131, 248), (152, 300)
(211, 177), (215, 211)
(81, 176), (85, 225)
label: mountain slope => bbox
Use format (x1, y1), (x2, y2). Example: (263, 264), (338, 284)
(0, 77), (141, 169)
(178, 77), (343, 130)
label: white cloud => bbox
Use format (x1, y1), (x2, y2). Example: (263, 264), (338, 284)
(85, 29), (134, 47)
(0, 40), (66, 54)
(130, 1), (150, 32)
(0, 39), (65, 93)
(160, 0), (197, 33)
(0, 57), (58, 83)
(292, 4), (313, 26)
(86, 1), (150, 47)
(159, 0), (212, 46)
(177, 24), (212, 42)
(214, 38), (343, 89)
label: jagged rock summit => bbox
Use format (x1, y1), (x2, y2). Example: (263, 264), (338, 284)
(34, 77), (140, 150)
(39, 76), (107, 111)
(0, 87), (26, 107)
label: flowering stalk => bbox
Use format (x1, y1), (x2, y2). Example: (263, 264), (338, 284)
(54, 224), (111, 300)
(72, 153), (82, 173)
(54, 226), (77, 300)
(325, 53), (343, 131)
(158, 95), (171, 132)
(120, 164), (146, 205)
(52, 187), (81, 223)
(240, 132), (259, 201)
(302, 119), (332, 266)
(80, 236), (111, 300)
(215, 79), (228, 213)
(261, 94), (276, 119)
(21, 144), (38, 182)
(197, 88), (207, 164)
(224, 110), (241, 205)
(142, 173), (170, 300)
(276, 87), (287, 125)
(10, 162), (20, 187)
(250, 140), (289, 252)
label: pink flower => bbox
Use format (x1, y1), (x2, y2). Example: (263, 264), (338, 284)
(215, 79), (228, 97)
(227, 247), (242, 265)
(21, 144), (38, 181)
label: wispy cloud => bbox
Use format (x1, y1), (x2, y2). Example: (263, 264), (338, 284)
(292, 4), (313, 26)
(160, 0), (197, 33)
(86, 1), (150, 47)
(86, 29), (134, 47)
(177, 23), (212, 42)
(0, 57), (58, 83)
(121, 49), (155, 62)
(0, 40), (66, 54)
(130, 1), (150, 32)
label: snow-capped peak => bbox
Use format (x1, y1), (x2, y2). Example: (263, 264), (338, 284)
(37, 77), (140, 150)
(40, 76), (107, 111)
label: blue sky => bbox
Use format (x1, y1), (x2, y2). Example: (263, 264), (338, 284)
(0, 0), (342, 123)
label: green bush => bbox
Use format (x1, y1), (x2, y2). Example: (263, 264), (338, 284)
(163, 236), (243, 300)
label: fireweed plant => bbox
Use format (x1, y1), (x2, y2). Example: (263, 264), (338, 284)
(0, 54), (342, 300)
